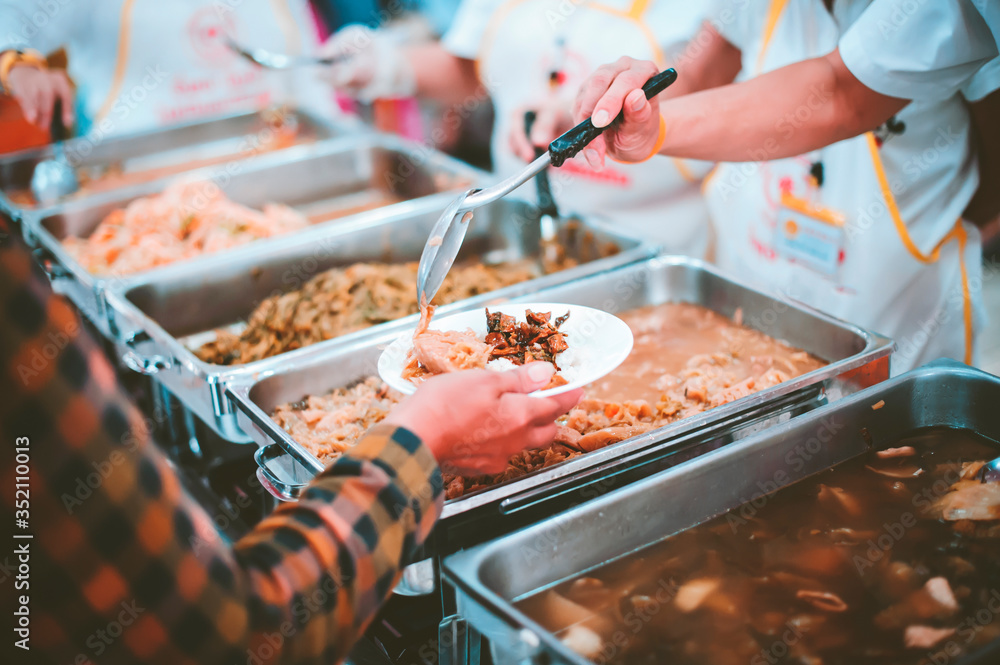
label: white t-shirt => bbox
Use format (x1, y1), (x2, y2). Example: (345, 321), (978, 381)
(702, 0), (992, 373)
(838, 0), (998, 101)
(963, 55), (1000, 101)
(442, 0), (708, 61)
(441, 0), (715, 255)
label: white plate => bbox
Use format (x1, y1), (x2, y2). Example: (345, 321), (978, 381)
(378, 303), (634, 397)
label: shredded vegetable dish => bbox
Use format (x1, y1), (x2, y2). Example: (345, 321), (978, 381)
(195, 260), (547, 365)
(63, 180), (309, 275)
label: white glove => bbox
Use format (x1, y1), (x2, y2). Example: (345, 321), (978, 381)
(317, 24), (416, 102)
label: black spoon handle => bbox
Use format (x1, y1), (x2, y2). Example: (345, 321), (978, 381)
(524, 110), (559, 218)
(548, 68), (676, 167)
(51, 99), (69, 143)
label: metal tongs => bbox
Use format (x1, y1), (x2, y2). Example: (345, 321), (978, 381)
(416, 68), (677, 304)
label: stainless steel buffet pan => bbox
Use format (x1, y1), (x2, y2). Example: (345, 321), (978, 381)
(1, 108), (348, 220)
(27, 132), (481, 336)
(442, 359), (1000, 665)
(231, 255), (893, 551)
(106, 199), (650, 442)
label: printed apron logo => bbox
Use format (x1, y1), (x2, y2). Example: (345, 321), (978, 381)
(186, 7), (239, 66)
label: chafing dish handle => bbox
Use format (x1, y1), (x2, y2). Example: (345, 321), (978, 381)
(256, 468), (300, 503)
(31, 246), (72, 280)
(118, 330), (173, 376)
(498, 463), (636, 516)
(254, 444), (307, 502)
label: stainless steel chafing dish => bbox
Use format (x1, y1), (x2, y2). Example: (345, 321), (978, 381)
(230, 255), (892, 551)
(104, 199), (651, 442)
(442, 360), (1000, 665)
(1, 108), (349, 220)
(27, 132), (481, 338)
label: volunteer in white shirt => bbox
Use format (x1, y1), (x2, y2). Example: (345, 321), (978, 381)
(318, 0), (714, 255)
(0, 0), (339, 138)
(570, 0), (998, 374)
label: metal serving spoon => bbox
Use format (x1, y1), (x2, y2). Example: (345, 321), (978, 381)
(226, 38), (348, 70)
(416, 68), (678, 305)
(30, 99), (79, 205)
(524, 110), (562, 262)
(978, 456), (1000, 483)
(524, 110), (560, 222)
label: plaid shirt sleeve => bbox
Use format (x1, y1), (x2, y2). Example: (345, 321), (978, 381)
(0, 223), (444, 665)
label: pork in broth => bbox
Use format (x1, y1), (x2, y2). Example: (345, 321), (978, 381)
(516, 428), (1000, 665)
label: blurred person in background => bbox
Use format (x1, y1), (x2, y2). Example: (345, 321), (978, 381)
(0, 213), (581, 664)
(317, 0), (716, 255)
(569, 0), (999, 375)
(0, 0), (339, 140)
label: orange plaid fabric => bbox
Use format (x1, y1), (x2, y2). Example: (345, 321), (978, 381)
(0, 217), (444, 665)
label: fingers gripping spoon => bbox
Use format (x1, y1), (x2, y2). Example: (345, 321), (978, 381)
(416, 68), (677, 305)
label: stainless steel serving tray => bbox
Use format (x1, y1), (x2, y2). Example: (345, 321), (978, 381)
(106, 199), (651, 442)
(28, 132), (481, 338)
(229, 255), (893, 551)
(1, 108), (349, 220)
(442, 360), (1000, 665)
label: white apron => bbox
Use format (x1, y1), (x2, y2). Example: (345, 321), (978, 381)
(705, 0), (984, 375)
(57, 0), (338, 137)
(476, 0), (713, 255)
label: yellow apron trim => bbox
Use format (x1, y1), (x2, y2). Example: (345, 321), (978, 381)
(956, 223), (973, 365)
(756, 0), (790, 75)
(95, 0), (137, 125)
(865, 132), (957, 264)
(627, 0), (652, 20)
(866, 131), (974, 364)
(584, 3), (664, 65)
(269, 0), (301, 55)
(780, 191), (845, 227)
(475, 0), (533, 85)
(478, 0), (665, 84)
(701, 164), (720, 194)
(671, 157), (697, 183)
(747, 0), (971, 363)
